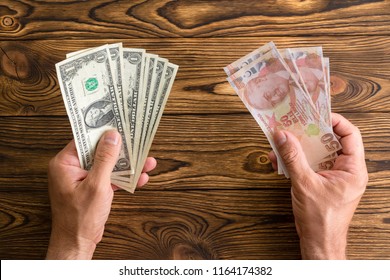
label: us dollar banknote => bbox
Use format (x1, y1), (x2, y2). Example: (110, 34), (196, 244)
(56, 45), (132, 179)
(133, 53), (158, 165)
(58, 43), (178, 192)
(122, 48), (145, 162)
(130, 63), (179, 190)
(137, 57), (168, 165)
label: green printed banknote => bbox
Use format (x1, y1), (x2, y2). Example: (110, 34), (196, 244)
(57, 43), (178, 192)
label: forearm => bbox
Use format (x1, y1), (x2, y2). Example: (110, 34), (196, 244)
(299, 237), (347, 260)
(46, 228), (96, 260)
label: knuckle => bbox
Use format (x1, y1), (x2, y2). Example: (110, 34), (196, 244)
(352, 125), (363, 139)
(354, 125), (362, 134)
(48, 155), (60, 171)
(362, 169), (369, 183)
(48, 157), (56, 170)
(359, 172), (368, 194)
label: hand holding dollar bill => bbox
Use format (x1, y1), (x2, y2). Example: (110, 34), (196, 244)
(56, 43), (178, 192)
(225, 42), (340, 177)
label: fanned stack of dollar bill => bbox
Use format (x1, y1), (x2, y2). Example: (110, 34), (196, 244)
(56, 43), (178, 192)
(225, 42), (341, 177)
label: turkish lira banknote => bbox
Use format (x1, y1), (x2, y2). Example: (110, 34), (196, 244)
(225, 42), (341, 177)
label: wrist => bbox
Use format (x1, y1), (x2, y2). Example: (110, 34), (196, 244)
(299, 237), (347, 260)
(46, 227), (97, 260)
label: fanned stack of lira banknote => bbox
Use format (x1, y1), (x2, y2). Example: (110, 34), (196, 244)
(225, 42), (341, 177)
(56, 43), (178, 192)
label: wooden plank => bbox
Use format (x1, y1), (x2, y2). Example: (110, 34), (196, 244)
(1, 113), (390, 191)
(0, 189), (51, 260)
(1, 0), (388, 262)
(0, 189), (389, 260)
(0, 0), (389, 39)
(0, 37), (389, 116)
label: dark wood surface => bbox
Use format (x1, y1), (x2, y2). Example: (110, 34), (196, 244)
(1, 0), (389, 260)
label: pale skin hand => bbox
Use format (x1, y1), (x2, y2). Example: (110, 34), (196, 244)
(46, 130), (157, 260)
(268, 113), (368, 259)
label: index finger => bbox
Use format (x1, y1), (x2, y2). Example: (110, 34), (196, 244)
(331, 113), (364, 158)
(142, 157), (157, 173)
(55, 139), (81, 167)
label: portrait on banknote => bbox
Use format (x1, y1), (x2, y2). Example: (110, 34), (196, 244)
(294, 52), (325, 105)
(84, 99), (114, 128)
(244, 58), (297, 112)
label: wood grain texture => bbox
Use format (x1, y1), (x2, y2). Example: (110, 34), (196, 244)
(0, 0), (389, 39)
(1, 188), (389, 260)
(1, 111), (388, 257)
(1, 113), (390, 191)
(1, 0), (389, 261)
(1, 36), (390, 116)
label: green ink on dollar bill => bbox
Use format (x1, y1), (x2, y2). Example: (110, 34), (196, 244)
(85, 77), (98, 91)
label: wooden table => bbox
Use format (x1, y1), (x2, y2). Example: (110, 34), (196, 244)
(1, 0), (389, 260)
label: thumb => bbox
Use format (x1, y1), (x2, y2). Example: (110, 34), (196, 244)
(274, 130), (313, 180)
(88, 129), (122, 185)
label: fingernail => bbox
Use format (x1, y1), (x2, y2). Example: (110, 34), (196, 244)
(103, 130), (120, 145)
(274, 131), (287, 147)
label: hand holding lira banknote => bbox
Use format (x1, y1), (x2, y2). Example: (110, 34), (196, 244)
(56, 43), (178, 192)
(225, 42), (340, 177)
